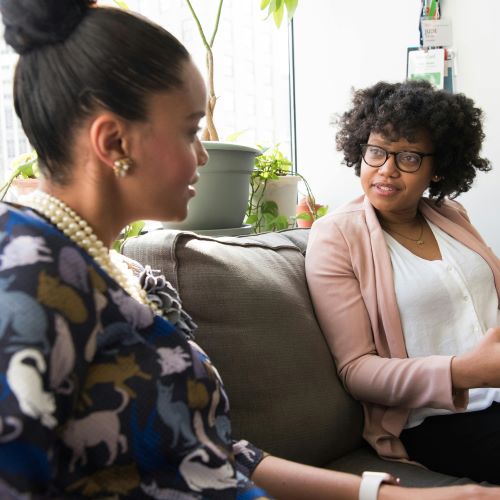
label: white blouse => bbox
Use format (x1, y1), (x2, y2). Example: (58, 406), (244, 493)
(383, 220), (500, 428)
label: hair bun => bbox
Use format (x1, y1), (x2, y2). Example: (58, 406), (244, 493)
(1, 0), (96, 54)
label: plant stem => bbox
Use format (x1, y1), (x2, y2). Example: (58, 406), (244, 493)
(185, 0), (223, 141)
(0, 166), (22, 201)
(209, 0), (224, 47)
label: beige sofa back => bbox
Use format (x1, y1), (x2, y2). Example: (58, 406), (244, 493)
(122, 228), (363, 466)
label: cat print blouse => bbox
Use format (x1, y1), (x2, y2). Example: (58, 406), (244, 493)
(0, 202), (270, 499)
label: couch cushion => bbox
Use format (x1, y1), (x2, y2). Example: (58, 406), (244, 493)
(122, 228), (363, 466)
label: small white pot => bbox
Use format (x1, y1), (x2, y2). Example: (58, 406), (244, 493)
(258, 175), (299, 222)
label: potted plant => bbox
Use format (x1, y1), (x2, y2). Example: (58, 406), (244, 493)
(163, 0), (299, 232)
(295, 195), (328, 228)
(246, 144), (326, 233)
(0, 151), (39, 201)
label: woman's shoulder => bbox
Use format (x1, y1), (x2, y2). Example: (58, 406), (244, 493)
(420, 197), (470, 222)
(0, 201), (94, 295)
(1, 201), (66, 239)
(312, 195), (366, 231)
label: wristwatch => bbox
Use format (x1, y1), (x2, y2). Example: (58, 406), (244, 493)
(359, 471), (400, 500)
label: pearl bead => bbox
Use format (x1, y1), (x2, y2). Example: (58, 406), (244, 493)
(21, 191), (164, 317)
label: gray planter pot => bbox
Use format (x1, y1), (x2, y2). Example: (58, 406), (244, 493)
(163, 142), (261, 230)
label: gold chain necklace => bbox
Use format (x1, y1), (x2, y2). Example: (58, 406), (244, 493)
(382, 218), (425, 246)
(22, 191), (163, 316)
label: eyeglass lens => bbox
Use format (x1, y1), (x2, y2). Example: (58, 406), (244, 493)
(362, 145), (421, 172)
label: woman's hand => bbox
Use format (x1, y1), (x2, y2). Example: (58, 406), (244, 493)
(452, 327), (500, 390)
(381, 484), (500, 500)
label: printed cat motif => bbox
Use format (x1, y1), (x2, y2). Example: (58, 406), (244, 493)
(0, 276), (50, 354)
(58, 246), (90, 293)
(157, 346), (192, 376)
(0, 235), (52, 271)
(108, 288), (154, 329)
(82, 353), (151, 406)
(140, 480), (201, 499)
(62, 387), (129, 472)
(156, 382), (197, 450)
(37, 270), (87, 323)
(192, 411), (226, 460)
(84, 289), (108, 362)
(233, 439), (256, 462)
(67, 463), (140, 497)
(6, 349), (56, 428)
(0, 416), (22, 443)
(179, 448), (237, 492)
(50, 314), (75, 394)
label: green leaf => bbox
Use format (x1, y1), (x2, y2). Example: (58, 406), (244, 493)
(124, 220), (145, 238)
(273, 4), (285, 28)
(112, 0), (129, 8)
(284, 0), (298, 20)
(316, 206), (329, 218)
(113, 220), (145, 252)
(260, 0), (271, 10)
(261, 200), (279, 217)
(296, 211), (312, 221)
(274, 215), (289, 230)
(225, 129), (249, 142)
(246, 214), (258, 224)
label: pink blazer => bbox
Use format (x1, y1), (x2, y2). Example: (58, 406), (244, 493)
(305, 195), (500, 460)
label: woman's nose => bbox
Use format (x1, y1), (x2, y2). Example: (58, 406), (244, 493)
(378, 153), (399, 176)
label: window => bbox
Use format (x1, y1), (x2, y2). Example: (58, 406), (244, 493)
(0, 0), (292, 181)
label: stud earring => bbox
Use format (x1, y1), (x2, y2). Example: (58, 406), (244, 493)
(113, 157), (133, 178)
(432, 175), (442, 182)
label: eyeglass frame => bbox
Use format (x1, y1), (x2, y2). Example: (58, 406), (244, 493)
(359, 144), (435, 173)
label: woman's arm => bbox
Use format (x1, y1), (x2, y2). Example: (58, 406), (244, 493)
(252, 455), (499, 500)
(305, 216), (461, 411)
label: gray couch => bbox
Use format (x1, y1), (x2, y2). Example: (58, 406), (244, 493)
(122, 227), (474, 488)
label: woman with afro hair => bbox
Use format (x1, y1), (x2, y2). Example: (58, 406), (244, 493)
(306, 79), (500, 483)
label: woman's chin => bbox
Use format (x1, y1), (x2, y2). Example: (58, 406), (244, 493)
(164, 209), (188, 223)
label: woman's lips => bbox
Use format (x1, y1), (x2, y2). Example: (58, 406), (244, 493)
(372, 182), (399, 196)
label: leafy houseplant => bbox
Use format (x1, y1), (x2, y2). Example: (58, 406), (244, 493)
(295, 196), (328, 228)
(0, 151), (39, 201)
(164, 1), (300, 232)
(246, 145), (293, 232)
(246, 145), (327, 233)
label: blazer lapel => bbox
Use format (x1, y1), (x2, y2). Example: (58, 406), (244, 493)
(420, 199), (500, 302)
(363, 196), (408, 358)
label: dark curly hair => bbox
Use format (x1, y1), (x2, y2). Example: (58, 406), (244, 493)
(335, 79), (491, 201)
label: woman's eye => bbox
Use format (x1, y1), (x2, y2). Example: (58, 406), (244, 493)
(368, 147), (384, 157)
(400, 153), (418, 164)
(188, 128), (201, 140)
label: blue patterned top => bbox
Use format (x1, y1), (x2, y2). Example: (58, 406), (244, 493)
(0, 202), (270, 499)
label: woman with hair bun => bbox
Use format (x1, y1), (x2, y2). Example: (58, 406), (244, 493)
(306, 80), (500, 483)
(0, 1), (499, 498)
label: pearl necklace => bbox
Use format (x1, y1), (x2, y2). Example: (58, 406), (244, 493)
(23, 191), (162, 316)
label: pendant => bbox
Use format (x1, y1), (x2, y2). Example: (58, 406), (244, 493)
(416, 240), (424, 246)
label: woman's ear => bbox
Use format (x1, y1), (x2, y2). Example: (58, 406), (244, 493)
(89, 113), (130, 169)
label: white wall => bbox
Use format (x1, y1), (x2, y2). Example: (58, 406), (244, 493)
(294, 0), (500, 254)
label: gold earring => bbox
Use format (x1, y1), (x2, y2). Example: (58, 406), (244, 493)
(113, 157), (133, 178)
(432, 175), (442, 182)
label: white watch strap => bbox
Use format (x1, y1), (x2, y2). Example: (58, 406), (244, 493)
(358, 472), (390, 500)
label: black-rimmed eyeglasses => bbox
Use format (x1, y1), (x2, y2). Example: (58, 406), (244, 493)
(360, 144), (434, 173)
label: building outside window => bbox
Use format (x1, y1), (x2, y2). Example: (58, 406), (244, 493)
(0, 0), (291, 182)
